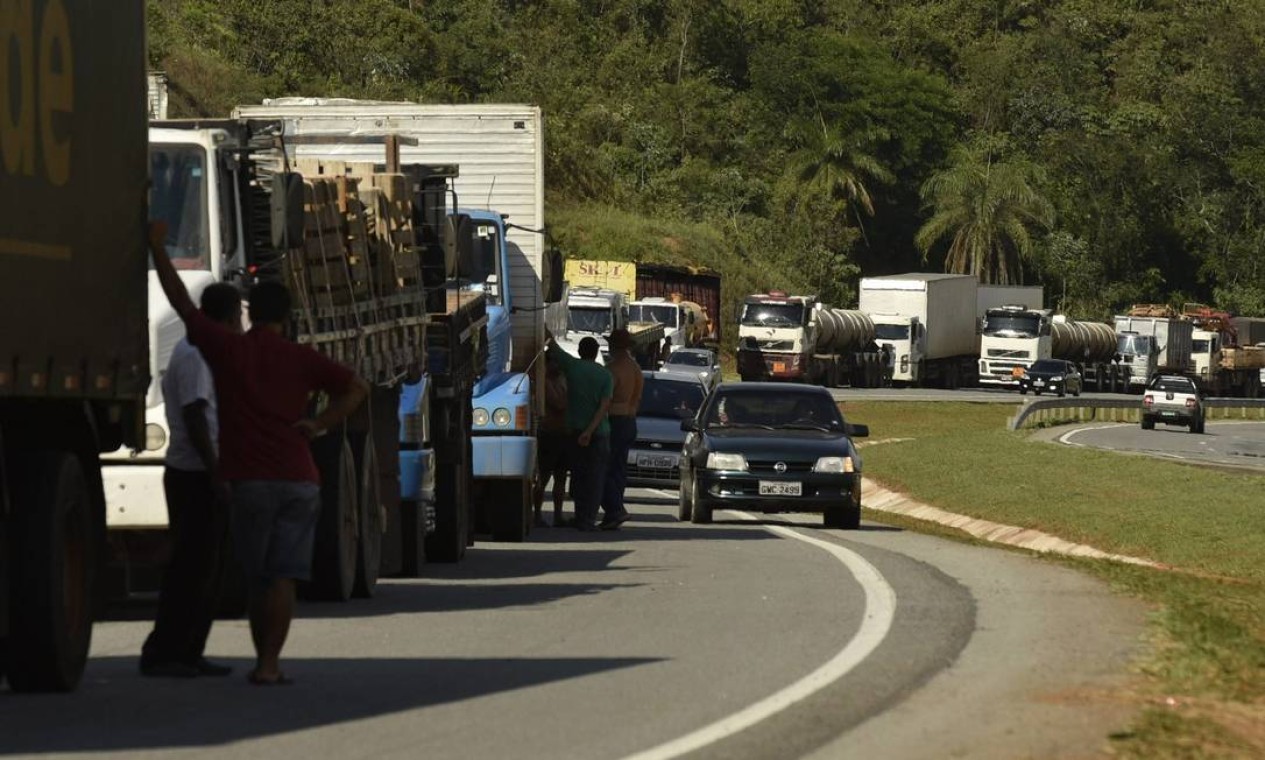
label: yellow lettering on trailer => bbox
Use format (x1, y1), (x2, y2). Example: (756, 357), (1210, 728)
(0, 0), (72, 185)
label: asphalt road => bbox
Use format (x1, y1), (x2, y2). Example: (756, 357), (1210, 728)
(0, 491), (1142, 760)
(1054, 421), (1265, 471)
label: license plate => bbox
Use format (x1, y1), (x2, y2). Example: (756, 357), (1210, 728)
(1161, 411), (1177, 417)
(636, 455), (676, 469)
(772, 362), (786, 373)
(1034, 380), (1045, 386)
(759, 481), (802, 496)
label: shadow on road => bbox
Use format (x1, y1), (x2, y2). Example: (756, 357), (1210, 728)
(0, 655), (661, 754)
(301, 580), (644, 618)
(709, 517), (903, 533)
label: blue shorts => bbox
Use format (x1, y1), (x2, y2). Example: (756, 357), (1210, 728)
(231, 480), (321, 587)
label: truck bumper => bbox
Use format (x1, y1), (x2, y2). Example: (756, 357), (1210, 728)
(737, 351), (808, 380)
(472, 435), (537, 479)
(103, 464), (168, 529)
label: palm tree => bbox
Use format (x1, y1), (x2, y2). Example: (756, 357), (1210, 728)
(916, 153), (1054, 284)
(789, 116), (894, 241)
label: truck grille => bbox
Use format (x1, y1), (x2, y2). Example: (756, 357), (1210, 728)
(748, 460), (814, 474)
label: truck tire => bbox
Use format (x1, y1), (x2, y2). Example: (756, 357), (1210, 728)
(4, 451), (94, 692)
(307, 434), (359, 602)
(352, 433), (383, 598)
(489, 479), (530, 542)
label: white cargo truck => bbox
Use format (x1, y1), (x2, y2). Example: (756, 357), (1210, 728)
(1114, 311), (1194, 390)
(859, 273), (979, 388)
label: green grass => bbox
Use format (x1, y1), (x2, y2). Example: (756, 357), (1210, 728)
(845, 402), (1265, 757)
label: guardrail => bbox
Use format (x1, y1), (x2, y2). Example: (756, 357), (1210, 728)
(1009, 398), (1265, 430)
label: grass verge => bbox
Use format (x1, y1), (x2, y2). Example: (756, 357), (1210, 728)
(844, 401), (1265, 758)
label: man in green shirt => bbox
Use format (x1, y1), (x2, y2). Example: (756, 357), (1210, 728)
(546, 331), (613, 531)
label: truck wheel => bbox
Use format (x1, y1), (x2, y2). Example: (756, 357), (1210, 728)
(677, 475), (693, 522)
(308, 435), (359, 602)
(489, 480), (530, 542)
(352, 434), (383, 598)
(5, 451), (94, 692)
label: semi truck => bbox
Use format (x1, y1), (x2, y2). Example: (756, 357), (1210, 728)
(628, 297), (707, 353)
(859, 274), (980, 388)
(978, 306), (1118, 390)
(104, 119), (487, 605)
(735, 293), (882, 387)
(565, 287), (665, 368)
(2, 0), (149, 692)
(634, 264), (723, 346)
(1183, 306), (1264, 398)
(1114, 306), (1194, 391)
(235, 100), (560, 544)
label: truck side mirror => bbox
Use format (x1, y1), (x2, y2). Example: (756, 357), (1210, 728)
(544, 248), (565, 303)
(271, 172), (305, 250)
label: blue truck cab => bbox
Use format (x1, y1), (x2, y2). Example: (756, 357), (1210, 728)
(465, 210), (537, 513)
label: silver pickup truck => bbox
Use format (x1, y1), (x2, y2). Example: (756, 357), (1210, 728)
(1141, 374), (1205, 434)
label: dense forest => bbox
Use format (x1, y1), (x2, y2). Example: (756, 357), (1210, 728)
(149, 0), (1265, 321)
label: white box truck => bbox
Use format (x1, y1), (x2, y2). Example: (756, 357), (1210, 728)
(860, 273), (979, 388)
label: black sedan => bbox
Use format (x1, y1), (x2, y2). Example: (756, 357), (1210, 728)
(1018, 359), (1083, 397)
(678, 383), (869, 529)
(625, 371), (709, 488)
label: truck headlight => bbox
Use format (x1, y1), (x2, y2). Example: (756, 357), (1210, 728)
(813, 456), (854, 473)
(144, 423), (167, 452)
(706, 452), (748, 471)
(473, 408), (490, 427)
(492, 408), (512, 427)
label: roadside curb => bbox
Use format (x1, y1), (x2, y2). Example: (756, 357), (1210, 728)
(860, 478), (1165, 569)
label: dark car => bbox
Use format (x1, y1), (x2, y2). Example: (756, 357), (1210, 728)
(626, 372), (709, 488)
(678, 383), (869, 529)
(1018, 359), (1082, 397)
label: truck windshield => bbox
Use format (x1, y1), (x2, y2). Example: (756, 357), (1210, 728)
(149, 145), (211, 271)
(568, 307), (612, 334)
(741, 303), (803, 327)
(1191, 339), (1211, 353)
(1118, 335), (1152, 355)
(874, 323), (910, 341)
(630, 304), (678, 326)
(984, 313), (1041, 336)
(470, 221), (502, 305)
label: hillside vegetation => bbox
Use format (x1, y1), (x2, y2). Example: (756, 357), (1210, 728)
(149, 0), (1265, 321)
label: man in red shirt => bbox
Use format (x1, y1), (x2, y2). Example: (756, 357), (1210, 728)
(150, 223), (369, 685)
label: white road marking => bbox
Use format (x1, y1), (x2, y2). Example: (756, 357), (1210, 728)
(620, 510), (898, 760)
(1057, 424), (1120, 447)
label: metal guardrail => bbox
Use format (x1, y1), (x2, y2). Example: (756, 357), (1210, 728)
(1009, 398), (1265, 430)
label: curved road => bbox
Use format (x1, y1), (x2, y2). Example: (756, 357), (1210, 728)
(1055, 421), (1265, 471)
(0, 492), (1142, 759)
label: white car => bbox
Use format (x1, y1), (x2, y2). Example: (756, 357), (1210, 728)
(1141, 374), (1204, 434)
(660, 347), (721, 390)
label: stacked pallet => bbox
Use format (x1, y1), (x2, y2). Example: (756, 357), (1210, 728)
(1222, 346), (1265, 370)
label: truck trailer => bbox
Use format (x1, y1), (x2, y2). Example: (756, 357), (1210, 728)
(860, 274), (979, 388)
(234, 100), (559, 544)
(2, 1), (149, 692)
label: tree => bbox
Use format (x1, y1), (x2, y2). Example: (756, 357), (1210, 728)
(788, 116), (895, 238)
(916, 148), (1053, 284)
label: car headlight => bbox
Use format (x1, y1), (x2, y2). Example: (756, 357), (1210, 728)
(813, 456), (854, 473)
(492, 408), (512, 426)
(706, 452), (748, 471)
(1051, 376), (1063, 382)
(473, 408), (490, 427)
(144, 423), (167, 452)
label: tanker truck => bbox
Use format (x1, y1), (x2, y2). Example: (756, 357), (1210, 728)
(1050, 317), (1122, 391)
(736, 292), (883, 387)
(979, 308), (1120, 390)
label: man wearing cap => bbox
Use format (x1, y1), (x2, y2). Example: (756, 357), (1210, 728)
(599, 328), (643, 530)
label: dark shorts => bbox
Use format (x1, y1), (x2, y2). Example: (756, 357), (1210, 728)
(231, 480), (321, 587)
(538, 430), (570, 477)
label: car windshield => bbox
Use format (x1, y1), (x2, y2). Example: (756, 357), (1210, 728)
(630, 304), (678, 326)
(149, 145), (211, 271)
(704, 391), (842, 429)
(666, 352), (711, 368)
(1150, 377), (1196, 393)
(568, 307), (612, 334)
(740, 302), (803, 327)
(1029, 360), (1065, 373)
(639, 378), (707, 419)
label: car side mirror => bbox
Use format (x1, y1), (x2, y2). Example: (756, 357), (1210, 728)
(681, 419), (700, 432)
(845, 423), (869, 438)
